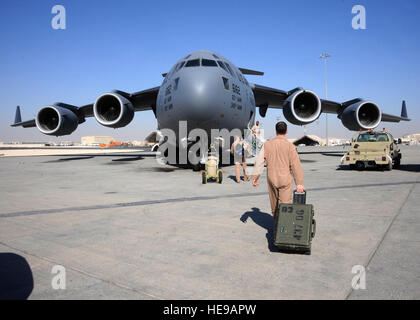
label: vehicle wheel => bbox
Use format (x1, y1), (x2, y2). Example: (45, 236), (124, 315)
(218, 171), (223, 184)
(356, 161), (365, 171)
(202, 172), (207, 184)
(349, 164), (356, 170)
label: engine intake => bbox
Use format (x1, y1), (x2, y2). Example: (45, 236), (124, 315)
(94, 92), (134, 128)
(35, 106), (78, 136)
(341, 101), (381, 131)
(283, 90), (321, 125)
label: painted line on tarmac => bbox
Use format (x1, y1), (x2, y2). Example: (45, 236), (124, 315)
(1, 180), (419, 218)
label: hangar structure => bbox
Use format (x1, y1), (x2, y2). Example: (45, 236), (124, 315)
(292, 135), (323, 146)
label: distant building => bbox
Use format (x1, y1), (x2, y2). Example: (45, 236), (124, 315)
(290, 135), (350, 146)
(81, 136), (114, 146)
(292, 135), (322, 146)
(401, 133), (420, 145)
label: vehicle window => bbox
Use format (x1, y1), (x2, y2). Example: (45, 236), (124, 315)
(376, 133), (389, 141)
(357, 133), (389, 142)
(185, 59), (200, 67)
(202, 59), (217, 67)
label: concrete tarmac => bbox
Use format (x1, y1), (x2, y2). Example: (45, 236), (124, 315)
(0, 146), (419, 299)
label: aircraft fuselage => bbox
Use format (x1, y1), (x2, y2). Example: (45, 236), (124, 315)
(156, 50), (256, 143)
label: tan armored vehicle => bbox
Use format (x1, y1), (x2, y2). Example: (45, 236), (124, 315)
(341, 130), (401, 170)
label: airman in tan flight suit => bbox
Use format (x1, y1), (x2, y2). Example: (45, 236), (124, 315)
(252, 122), (305, 218)
(231, 136), (250, 183)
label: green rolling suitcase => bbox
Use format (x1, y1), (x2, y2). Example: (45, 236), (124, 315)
(274, 191), (316, 255)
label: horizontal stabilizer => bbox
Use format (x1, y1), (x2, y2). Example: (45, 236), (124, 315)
(11, 119), (36, 128)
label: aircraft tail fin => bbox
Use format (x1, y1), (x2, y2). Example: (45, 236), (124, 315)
(401, 100), (408, 119)
(10, 106), (36, 128)
(14, 106), (22, 124)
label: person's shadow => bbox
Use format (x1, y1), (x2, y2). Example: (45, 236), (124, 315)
(240, 207), (279, 252)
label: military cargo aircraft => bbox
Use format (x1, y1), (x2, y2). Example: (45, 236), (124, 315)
(11, 50), (410, 164)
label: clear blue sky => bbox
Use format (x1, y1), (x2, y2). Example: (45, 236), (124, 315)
(0, 0), (419, 142)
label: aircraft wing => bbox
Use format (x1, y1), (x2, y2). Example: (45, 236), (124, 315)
(250, 83), (411, 123)
(11, 86), (160, 128)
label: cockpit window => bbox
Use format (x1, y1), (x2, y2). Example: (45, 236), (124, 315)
(202, 59), (217, 67)
(185, 59), (200, 67)
(217, 60), (228, 72)
(224, 62), (235, 77)
(236, 72), (243, 83)
(222, 76), (230, 91)
(176, 61), (185, 71)
(174, 77), (180, 90)
(212, 54), (220, 59)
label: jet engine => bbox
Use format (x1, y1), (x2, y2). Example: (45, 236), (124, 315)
(93, 92), (134, 128)
(282, 90), (322, 125)
(35, 106), (78, 136)
(340, 101), (381, 131)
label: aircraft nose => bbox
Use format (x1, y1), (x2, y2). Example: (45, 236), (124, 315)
(175, 71), (224, 121)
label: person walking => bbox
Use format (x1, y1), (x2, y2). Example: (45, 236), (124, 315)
(231, 136), (250, 183)
(251, 122), (305, 219)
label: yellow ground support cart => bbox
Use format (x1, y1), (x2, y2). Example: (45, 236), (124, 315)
(202, 144), (223, 184)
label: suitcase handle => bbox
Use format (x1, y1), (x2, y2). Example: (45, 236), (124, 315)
(311, 219), (316, 238)
(293, 190), (306, 204)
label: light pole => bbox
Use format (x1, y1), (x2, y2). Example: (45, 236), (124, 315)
(319, 53), (331, 146)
